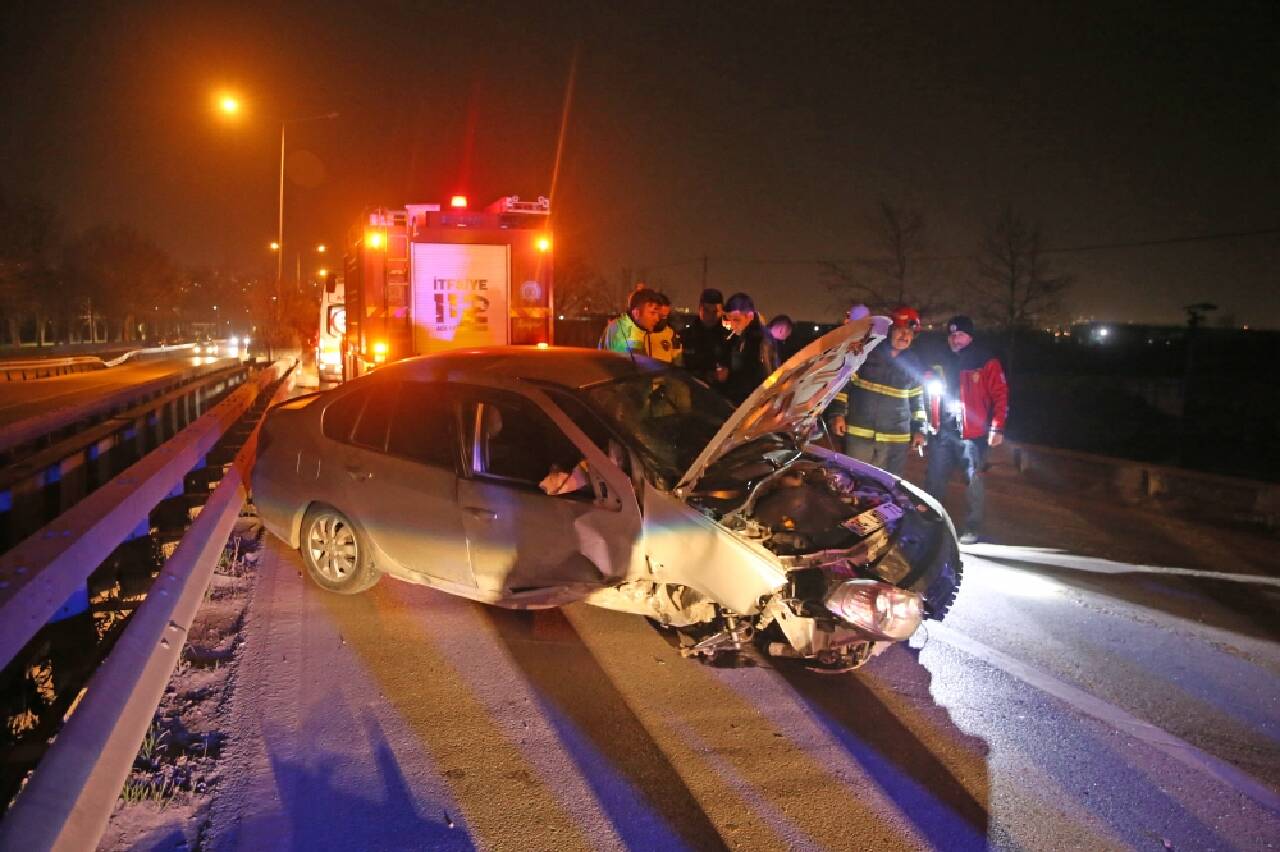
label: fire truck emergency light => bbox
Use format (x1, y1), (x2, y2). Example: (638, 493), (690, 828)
(536, 235), (552, 253)
(450, 195), (468, 209)
(366, 230), (385, 249)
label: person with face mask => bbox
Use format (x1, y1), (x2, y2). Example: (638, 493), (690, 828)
(826, 306), (926, 476)
(720, 292), (778, 404)
(923, 315), (1009, 544)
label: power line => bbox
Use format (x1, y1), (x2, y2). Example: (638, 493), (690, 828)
(645, 226), (1280, 270)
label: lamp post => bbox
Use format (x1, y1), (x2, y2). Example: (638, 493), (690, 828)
(276, 112), (339, 292)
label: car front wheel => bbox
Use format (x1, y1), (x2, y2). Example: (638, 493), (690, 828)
(300, 505), (380, 594)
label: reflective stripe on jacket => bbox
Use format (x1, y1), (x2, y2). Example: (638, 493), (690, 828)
(827, 343), (924, 443)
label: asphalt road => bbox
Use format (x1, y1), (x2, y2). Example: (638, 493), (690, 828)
(189, 459), (1280, 852)
(0, 354), (234, 432)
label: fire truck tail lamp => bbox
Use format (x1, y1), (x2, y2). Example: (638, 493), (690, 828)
(372, 340), (389, 363)
(450, 195), (468, 209)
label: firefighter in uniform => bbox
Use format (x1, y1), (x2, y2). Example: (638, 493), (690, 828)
(826, 306), (926, 476)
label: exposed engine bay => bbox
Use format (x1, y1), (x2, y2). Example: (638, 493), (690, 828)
(635, 453), (961, 671)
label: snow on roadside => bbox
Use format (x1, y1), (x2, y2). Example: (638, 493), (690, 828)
(97, 520), (264, 852)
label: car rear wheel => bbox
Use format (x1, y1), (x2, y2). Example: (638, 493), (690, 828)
(300, 505), (380, 594)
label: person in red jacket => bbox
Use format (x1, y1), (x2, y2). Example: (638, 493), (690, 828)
(923, 315), (1009, 544)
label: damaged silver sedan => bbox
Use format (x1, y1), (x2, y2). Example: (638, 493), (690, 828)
(251, 318), (963, 671)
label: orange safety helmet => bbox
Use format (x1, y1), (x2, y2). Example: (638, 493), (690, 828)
(890, 305), (921, 329)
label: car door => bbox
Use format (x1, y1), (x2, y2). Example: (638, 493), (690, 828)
(334, 379), (473, 587)
(454, 386), (640, 600)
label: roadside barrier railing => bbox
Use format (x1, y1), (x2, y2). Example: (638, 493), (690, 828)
(0, 358), (294, 851)
(0, 361), (239, 460)
(0, 364), (252, 552)
(0, 343), (209, 382)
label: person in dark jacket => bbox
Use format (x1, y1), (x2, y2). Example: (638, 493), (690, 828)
(826, 306), (925, 476)
(721, 292), (778, 404)
(923, 315), (1009, 544)
(682, 288), (730, 384)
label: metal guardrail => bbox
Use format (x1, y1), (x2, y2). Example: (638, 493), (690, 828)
(0, 342), (211, 382)
(0, 361), (240, 459)
(0, 364), (251, 552)
(0, 359), (294, 851)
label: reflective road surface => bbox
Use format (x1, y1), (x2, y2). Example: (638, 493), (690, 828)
(197, 462), (1279, 851)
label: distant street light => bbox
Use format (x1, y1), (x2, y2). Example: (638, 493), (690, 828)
(269, 241), (281, 251)
(218, 95), (241, 116)
(316, 243), (327, 253)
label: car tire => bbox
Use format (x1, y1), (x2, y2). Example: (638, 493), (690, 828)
(923, 551), (963, 620)
(299, 505), (380, 594)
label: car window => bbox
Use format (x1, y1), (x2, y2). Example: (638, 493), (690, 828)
(549, 390), (632, 477)
(322, 386), (368, 442)
(388, 382), (458, 469)
(351, 382), (397, 451)
(464, 390), (584, 490)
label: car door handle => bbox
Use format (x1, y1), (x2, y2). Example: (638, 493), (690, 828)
(464, 506), (497, 521)
(345, 467), (372, 482)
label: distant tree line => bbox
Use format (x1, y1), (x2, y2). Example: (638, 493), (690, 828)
(552, 199), (1073, 374)
(0, 185), (317, 351)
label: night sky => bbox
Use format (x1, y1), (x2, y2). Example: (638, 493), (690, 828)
(2, 1), (1276, 327)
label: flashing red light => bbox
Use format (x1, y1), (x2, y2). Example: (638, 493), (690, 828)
(450, 195), (468, 209)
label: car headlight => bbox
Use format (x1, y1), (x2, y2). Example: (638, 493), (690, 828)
(824, 579), (923, 640)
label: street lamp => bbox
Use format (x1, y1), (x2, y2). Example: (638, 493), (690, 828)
(276, 112), (340, 292)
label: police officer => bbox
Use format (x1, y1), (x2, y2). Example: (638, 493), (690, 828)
(827, 306), (925, 476)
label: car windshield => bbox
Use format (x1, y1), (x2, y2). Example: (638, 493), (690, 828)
(581, 370), (735, 483)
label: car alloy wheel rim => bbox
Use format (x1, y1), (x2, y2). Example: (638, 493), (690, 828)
(308, 515), (357, 582)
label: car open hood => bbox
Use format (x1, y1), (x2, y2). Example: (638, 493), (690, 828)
(675, 315), (886, 494)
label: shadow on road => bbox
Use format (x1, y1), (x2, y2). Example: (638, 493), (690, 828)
(484, 607), (730, 852)
(260, 701), (469, 852)
(776, 644), (992, 850)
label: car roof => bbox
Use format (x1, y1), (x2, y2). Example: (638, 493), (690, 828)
(373, 346), (666, 390)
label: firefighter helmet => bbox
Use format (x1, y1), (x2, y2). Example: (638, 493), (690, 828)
(890, 305), (921, 329)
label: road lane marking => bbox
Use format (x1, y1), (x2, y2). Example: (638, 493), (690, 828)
(929, 622), (1280, 816)
(962, 543), (1280, 588)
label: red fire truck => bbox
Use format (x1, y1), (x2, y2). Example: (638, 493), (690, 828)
(341, 195), (553, 378)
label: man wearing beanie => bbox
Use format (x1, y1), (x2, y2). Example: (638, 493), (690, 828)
(923, 315), (1009, 544)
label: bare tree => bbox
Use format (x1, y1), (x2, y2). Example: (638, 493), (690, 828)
(971, 204), (1073, 374)
(0, 188), (61, 346)
(552, 256), (617, 316)
(63, 225), (177, 343)
(824, 199), (950, 318)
